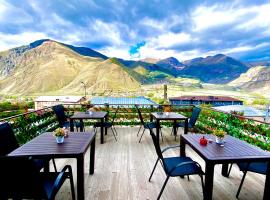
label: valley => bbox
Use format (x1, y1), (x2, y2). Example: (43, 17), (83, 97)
(0, 39), (269, 104)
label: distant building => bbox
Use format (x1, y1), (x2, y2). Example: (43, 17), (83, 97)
(35, 96), (85, 110)
(91, 96), (157, 107)
(169, 95), (243, 107)
(213, 105), (268, 122)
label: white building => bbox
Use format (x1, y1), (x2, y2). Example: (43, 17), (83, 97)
(35, 96), (85, 110)
(213, 105), (268, 122)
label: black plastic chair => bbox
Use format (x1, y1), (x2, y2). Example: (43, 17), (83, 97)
(53, 104), (84, 131)
(93, 106), (119, 141)
(135, 105), (163, 143)
(171, 107), (201, 139)
(0, 156), (75, 200)
(227, 162), (268, 198)
(147, 126), (204, 200)
(0, 122), (57, 172)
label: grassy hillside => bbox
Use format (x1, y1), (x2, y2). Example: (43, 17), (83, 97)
(0, 41), (140, 95)
(229, 66), (270, 97)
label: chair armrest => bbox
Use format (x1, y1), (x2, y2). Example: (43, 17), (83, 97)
(51, 165), (73, 196)
(168, 161), (202, 174)
(161, 145), (180, 153)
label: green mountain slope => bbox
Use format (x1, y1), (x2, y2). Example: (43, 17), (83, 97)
(0, 40), (140, 95)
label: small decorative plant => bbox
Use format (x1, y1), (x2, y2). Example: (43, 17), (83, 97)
(213, 129), (226, 138)
(53, 128), (65, 137)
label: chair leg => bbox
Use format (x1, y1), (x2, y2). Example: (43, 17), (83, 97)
(111, 127), (117, 141)
(149, 158), (159, 181)
(227, 163), (233, 177)
(157, 176), (170, 200)
(187, 175), (190, 181)
(200, 174), (205, 195)
(139, 128), (146, 143)
(160, 128), (163, 142)
(174, 127), (178, 141)
(112, 125), (118, 136)
(52, 159), (57, 172)
(69, 171), (76, 200)
(236, 170), (248, 198)
(137, 124), (142, 136)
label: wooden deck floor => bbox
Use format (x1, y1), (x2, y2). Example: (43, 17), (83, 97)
(55, 127), (265, 200)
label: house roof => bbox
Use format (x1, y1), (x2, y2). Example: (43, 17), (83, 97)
(213, 105), (266, 117)
(91, 96), (157, 105)
(35, 96), (84, 103)
(169, 95), (242, 102)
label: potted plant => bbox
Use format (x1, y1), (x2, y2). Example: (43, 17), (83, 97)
(213, 129), (226, 144)
(53, 128), (66, 143)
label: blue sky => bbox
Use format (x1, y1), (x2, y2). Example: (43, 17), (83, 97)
(0, 0), (270, 61)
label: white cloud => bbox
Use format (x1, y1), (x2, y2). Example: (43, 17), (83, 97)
(99, 46), (130, 59)
(140, 14), (184, 32)
(0, 32), (48, 51)
(149, 32), (193, 48)
(0, 0), (33, 24)
(236, 3), (270, 31)
(192, 5), (240, 31)
(91, 19), (123, 46)
(192, 3), (270, 33)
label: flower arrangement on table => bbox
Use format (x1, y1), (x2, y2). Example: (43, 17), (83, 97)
(53, 128), (66, 137)
(53, 128), (68, 143)
(212, 128), (226, 144)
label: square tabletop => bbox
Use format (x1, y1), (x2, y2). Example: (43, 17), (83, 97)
(70, 111), (107, 120)
(181, 134), (270, 162)
(151, 112), (188, 120)
(9, 132), (96, 158)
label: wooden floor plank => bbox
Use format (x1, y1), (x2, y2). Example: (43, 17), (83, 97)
(55, 127), (265, 200)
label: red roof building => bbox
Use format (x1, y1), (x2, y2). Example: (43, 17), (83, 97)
(169, 95), (243, 106)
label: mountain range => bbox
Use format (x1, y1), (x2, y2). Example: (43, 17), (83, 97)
(0, 39), (269, 95)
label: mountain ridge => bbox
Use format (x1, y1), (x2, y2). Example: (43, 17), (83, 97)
(0, 39), (268, 95)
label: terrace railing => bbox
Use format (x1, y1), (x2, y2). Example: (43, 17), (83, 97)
(1, 103), (269, 150)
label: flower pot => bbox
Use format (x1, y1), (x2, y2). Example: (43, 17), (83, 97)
(56, 136), (64, 144)
(215, 136), (224, 144)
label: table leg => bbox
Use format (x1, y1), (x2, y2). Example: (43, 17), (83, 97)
(156, 119), (160, 144)
(221, 163), (229, 177)
(173, 120), (177, 137)
(89, 135), (96, 175)
(43, 159), (50, 172)
(204, 163), (215, 200)
(80, 119), (83, 132)
(101, 118), (104, 144)
(77, 155), (85, 200)
(180, 136), (186, 156)
(184, 118), (188, 134)
(105, 115), (108, 135)
(70, 118), (74, 132)
(263, 161), (270, 200)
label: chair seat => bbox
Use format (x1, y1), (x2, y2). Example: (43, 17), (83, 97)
(237, 162), (267, 174)
(175, 122), (193, 128)
(164, 157), (203, 176)
(94, 122), (112, 128)
(144, 122), (158, 129)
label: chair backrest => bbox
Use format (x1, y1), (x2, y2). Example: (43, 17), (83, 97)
(135, 105), (145, 125)
(111, 106), (119, 124)
(148, 126), (164, 164)
(189, 107), (201, 127)
(52, 105), (67, 127)
(0, 122), (19, 156)
(0, 156), (46, 199)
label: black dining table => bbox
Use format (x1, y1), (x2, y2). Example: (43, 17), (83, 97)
(70, 111), (108, 144)
(180, 133), (270, 200)
(151, 112), (188, 143)
(9, 132), (96, 200)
